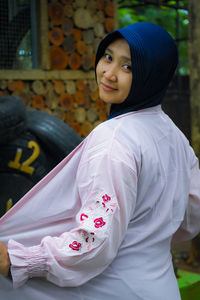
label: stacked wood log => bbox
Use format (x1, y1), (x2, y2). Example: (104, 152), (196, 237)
(48, 0), (115, 71)
(0, 0), (116, 138)
(0, 78), (110, 137)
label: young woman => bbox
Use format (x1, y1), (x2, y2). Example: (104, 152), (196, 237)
(1, 22), (200, 300)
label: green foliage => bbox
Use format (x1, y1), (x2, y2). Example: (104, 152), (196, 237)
(118, 2), (189, 75)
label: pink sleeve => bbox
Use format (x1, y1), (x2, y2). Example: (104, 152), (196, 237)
(8, 142), (138, 288)
(172, 154), (200, 243)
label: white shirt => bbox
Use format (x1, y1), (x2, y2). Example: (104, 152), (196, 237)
(0, 105), (200, 300)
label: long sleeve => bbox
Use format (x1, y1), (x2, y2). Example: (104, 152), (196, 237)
(172, 151), (200, 243)
(8, 130), (138, 288)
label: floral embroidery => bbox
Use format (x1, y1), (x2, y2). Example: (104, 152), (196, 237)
(94, 217), (106, 228)
(80, 213), (88, 221)
(85, 232), (96, 243)
(68, 193), (117, 253)
(69, 241), (82, 251)
(87, 245), (91, 251)
(102, 194), (111, 202)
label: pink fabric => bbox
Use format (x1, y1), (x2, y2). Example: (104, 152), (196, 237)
(0, 105), (200, 300)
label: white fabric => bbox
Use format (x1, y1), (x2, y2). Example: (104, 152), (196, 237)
(1, 105), (200, 299)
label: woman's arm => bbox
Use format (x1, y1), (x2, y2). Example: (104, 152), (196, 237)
(7, 140), (138, 289)
(172, 154), (200, 243)
(0, 242), (10, 277)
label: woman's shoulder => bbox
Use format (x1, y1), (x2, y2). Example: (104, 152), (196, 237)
(82, 117), (141, 162)
(83, 119), (117, 154)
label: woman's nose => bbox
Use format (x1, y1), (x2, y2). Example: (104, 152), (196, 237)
(103, 65), (117, 82)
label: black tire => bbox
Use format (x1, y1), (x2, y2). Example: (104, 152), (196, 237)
(0, 130), (56, 183)
(0, 173), (34, 217)
(26, 109), (82, 160)
(0, 95), (27, 144)
(0, 130), (58, 217)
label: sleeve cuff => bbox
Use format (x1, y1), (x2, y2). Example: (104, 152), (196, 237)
(8, 239), (48, 288)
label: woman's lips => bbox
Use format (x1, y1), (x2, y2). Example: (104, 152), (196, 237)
(101, 82), (117, 92)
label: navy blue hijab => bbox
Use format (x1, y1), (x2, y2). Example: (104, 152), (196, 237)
(95, 22), (178, 118)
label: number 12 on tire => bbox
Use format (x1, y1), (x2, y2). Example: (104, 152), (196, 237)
(8, 141), (40, 175)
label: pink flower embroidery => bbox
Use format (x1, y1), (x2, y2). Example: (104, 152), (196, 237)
(80, 213), (88, 221)
(69, 241), (82, 251)
(102, 194), (111, 202)
(94, 217), (106, 228)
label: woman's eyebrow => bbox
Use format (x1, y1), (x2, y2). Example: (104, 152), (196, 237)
(106, 47), (113, 54)
(106, 47), (131, 62)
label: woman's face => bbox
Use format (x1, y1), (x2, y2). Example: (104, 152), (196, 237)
(96, 38), (132, 104)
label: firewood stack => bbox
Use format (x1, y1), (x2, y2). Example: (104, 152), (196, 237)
(0, 0), (116, 137)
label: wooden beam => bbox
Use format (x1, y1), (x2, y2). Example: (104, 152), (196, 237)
(0, 70), (95, 80)
(189, 0), (200, 156)
(114, 0), (119, 29)
(39, 0), (50, 70)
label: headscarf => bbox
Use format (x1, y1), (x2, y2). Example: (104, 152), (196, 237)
(95, 22), (178, 118)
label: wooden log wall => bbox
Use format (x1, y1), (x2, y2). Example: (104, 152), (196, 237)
(0, 0), (117, 138)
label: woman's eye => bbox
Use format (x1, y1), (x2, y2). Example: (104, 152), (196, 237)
(104, 53), (112, 61)
(123, 64), (132, 71)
